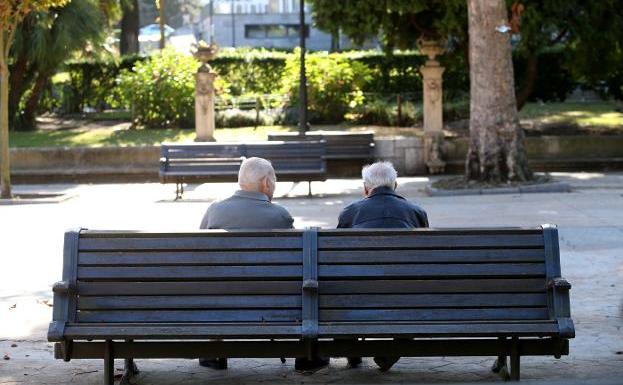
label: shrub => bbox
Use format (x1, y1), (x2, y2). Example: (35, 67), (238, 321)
(352, 98), (421, 126)
(117, 49), (231, 128)
(281, 49), (372, 123)
(216, 109), (274, 128)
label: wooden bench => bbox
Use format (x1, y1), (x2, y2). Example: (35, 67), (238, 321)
(267, 132), (375, 160)
(159, 141), (327, 198)
(48, 226), (574, 384)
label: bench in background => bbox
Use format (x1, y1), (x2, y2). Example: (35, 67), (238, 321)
(159, 141), (327, 198)
(48, 225), (573, 384)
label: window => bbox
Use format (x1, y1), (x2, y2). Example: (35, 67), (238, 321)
(245, 24), (310, 39)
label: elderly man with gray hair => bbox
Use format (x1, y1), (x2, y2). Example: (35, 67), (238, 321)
(198, 157), (293, 370)
(337, 161), (428, 229)
(200, 157), (293, 230)
(336, 161), (428, 371)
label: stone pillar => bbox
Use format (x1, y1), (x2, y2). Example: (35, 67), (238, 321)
(418, 38), (446, 174)
(194, 43), (218, 142)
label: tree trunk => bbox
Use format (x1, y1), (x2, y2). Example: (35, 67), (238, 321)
(0, 39), (12, 199)
(465, 0), (532, 182)
(120, 0), (140, 55)
(516, 54), (538, 111)
(8, 53), (29, 127)
(20, 71), (49, 131)
(159, 0), (166, 49)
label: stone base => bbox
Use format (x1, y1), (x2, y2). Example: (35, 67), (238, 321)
(194, 136), (216, 142)
(426, 160), (446, 174)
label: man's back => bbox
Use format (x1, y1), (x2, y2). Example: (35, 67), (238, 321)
(201, 190), (293, 229)
(337, 186), (428, 229)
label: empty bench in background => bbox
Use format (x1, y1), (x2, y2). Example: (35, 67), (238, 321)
(267, 132), (375, 161)
(159, 141), (327, 198)
(48, 225), (573, 384)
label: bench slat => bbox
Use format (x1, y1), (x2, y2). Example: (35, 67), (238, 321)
(79, 295), (301, 310)
(79, 251), (302, 266)
(319, 279), (545, 294)
(319, 235), (544, 249)
(79, 236), (302, 251)
(77, 309), (301, 323)
(319, 293), (546, 308)
(317, 322), (559, 337)
(319, 308), (549, 322)
(78, 281), (301, 295)
(318, 249), (545, 263)
(64, 324), (302, 339)
(78, 265), (302, 280)
(318, 263), (545, 278)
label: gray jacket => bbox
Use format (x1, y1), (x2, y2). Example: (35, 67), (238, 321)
(200, 190), (294, 229)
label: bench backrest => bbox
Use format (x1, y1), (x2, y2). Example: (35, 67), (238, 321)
(160, 141), (326, 176)
(267, 133), (374, 159)
(49, 227), (572, 341)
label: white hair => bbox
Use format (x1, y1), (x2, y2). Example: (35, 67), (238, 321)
(238, 157), (276, 189)
(362, 161), (398, 190)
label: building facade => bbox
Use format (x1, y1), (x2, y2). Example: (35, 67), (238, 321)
(199, 0), (374, 51)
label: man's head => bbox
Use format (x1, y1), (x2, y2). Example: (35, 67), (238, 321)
(362, 161), (398, 197)
(238, 157), (277, 200)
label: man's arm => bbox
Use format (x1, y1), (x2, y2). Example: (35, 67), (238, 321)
(199, 205), (213, 229)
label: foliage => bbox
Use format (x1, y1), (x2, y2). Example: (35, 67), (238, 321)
(118, 48), (198, 128)
(117, 48), (232, 128)
(138, 0), (200, 28)
(9, 0), (111, 130)
(280, 49), (372, 123)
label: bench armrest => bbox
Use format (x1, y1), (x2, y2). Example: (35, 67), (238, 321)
(159, 157), (168, 165)
(52, 280), (75, 295)
(547, 277), (571, 291)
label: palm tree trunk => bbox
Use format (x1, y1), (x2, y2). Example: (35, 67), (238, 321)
(465, 0), (532, 182)
(20, 71), (49, 131)
(0, 36), (12, 199)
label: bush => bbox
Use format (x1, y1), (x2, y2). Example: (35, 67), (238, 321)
(118, 49), (200, 128)
(216, 109), (274, 128)
(281, 50), (372, 123)
(352, 98), (421, 126)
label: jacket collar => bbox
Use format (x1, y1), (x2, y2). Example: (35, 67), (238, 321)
(234, 189), (269, 202)
(368, 185), (404, 199)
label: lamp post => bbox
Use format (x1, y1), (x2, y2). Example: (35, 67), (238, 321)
(298, 0), (308, 136)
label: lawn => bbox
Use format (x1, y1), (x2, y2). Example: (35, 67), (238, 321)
(8, 102), (623, 148)
(518, 101), (623, 127)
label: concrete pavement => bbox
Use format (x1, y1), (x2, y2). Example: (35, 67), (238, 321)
(1, 172), (622, 384)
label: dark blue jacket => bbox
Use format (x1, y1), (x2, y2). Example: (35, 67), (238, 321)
(337, 186), (429, 229)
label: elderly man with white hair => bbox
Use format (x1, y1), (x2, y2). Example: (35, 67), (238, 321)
(337, 161), (428, 229)
(200, 157), (294, 230)
(198, 157), (294, 370)
(336, 161), (428, 372)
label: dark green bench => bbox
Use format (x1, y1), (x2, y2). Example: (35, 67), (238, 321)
(48, 225), (573, 384)
(159, 141), (327, 198)
(267, 132), (375, 160)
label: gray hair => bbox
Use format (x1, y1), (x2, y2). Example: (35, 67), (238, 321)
(238, 157), (276, 189)
(362, 161), (398, 190)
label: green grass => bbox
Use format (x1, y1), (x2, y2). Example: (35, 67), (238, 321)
(519, 101), (623, 127)
(9, 102), (623, 148)
(9, 126), (299, 148)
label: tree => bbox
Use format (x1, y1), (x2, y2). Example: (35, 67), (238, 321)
(120, 0), (140, 54)
(465, 0), (531, 182)
(513, 1), (623, 109)
(9, 0), (116, 131)
(1, 0), (70, 199)
(157, 0), (165, 49)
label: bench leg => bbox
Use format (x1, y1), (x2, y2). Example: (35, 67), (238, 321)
(492, 355), (507, 373)
(308, 181), (312, 197)
(510, 338), (521, 381)
(175, 183), (184, 200)
(120, 358), (139, 385)
(104, 340), (114, 385)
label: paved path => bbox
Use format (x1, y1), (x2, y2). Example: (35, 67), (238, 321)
(1, 172), (622, 384)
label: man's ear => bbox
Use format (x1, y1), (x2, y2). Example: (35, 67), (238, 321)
(394, 181), (398, 190)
